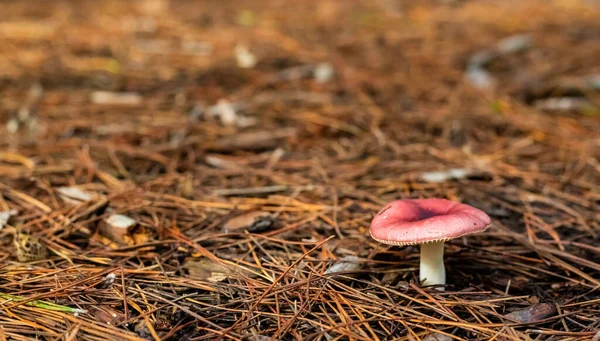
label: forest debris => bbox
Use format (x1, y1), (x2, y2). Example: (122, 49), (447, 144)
(0, 151), (35, 168)
(0, 1), (598, 339)
(534, 97), (596, 113)
(14, 231), (49, 262)
(0, 21), (58, 40)
(63, 56), (120, 74)
(94, 124), (134, 135)
(324, 256), (364, 277)
(130, 227), (152, 245)
(527, 74), (600, 99)
(138, 38), (213, 56)
(213, 185), (288, 196)
(136, 0), (169, 15)
(235, 44), (257, 68)
(314, 63), (334, 83)
(266, 148), (285, 168)
(381, 272), (399, 285)
(592, 330), (600, 341)
(136, 38), (172, 53)
(99, 214), (137, 245)
(503, 303), (557, 323)
(209, 128), (297, 151)
(466, 34), (532, 89)
(0, 292), (86, 315)
(205, 155), (243, 170)
(468, 34), (532, 67)
(177, 173), (195, 198)
(465, 65), (496, 90)
(6, 119), (19, 133)
(184, 258), (253, 282)
(209, 99), (238, 126)
(134, 320), (153, 339)
(274, 64), (314, 82)
(0, 209), (17, 231)
(496, 34), (532, 54)
(420, 168), (471, 183)
(422, 333), (452, 341)
(90, 91), (142, 106)
(17, 83), (43, 121)
(90, 306), (127, 326)
(588, 74), (600, 90)
(96, 273), (116, 289)
(6, 83), (43, 135)
(154, 313), (174, 331)
(237, 10), (258, 27)
(246, 336), (270, 341)
(189, 102), (206, 122)
(181, 40), (213, 56)
(56, 186), (94, 205)
(222, 211), (274, 233)
(184, 259), (231, 282)
(253, 91), (331, 105)
(207, 99), (256, 127)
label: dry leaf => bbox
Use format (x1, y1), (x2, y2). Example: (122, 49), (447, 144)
(503, 303), (557, 323)
(129, 227), (152, 245)
(421, 168), (471, 183)
(207, 99), (256, 127)
(0, 151), (35, 168)
(222, 211), (273, 233)
(96, 273), (116, 289)
(324, 256), (364, 277)
(235, 44), (257, 69)
(0, 209), (17, 232)
(90, 306), (127, 326)
(210, 128), (297, 151)
(184, 258), (253, 282)
(184, 258), (234, 282)
(14, 231), (48, 262)
(100, 214), (137, 245)
(91, 91), (142, 106)
(381, 272), (399, 284)
(56, 186), (94, 205)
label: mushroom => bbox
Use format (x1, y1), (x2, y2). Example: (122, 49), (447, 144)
(370, 198), (491, 290)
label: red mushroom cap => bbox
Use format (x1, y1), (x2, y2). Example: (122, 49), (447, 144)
(370, 198), (491, 245)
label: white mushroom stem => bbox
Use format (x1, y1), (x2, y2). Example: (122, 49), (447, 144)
(419, 241), (446, 290)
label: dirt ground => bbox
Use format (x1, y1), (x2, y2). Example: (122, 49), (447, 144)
(0, 0), (599, 340)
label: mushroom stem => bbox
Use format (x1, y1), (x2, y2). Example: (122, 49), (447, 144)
(419, 241), (446, 290)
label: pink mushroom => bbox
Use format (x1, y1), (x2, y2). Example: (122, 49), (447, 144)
(370, 198), (491, 290)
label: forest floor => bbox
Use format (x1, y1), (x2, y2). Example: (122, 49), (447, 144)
(0, 0), (599, 340)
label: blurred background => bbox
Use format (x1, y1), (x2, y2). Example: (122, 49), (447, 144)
(1, 0), (598, 149)
(0, 0), (599, 340)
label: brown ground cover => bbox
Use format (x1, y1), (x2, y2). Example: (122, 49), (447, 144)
(0, 0), (599, 340)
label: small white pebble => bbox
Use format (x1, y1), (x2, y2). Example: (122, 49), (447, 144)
(7, 119), (19, 133)
(314, 63), (334, 83)
(209, 99), (237, 126)
(235, 44), (257, 69)
(465, 65), (495, 89)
